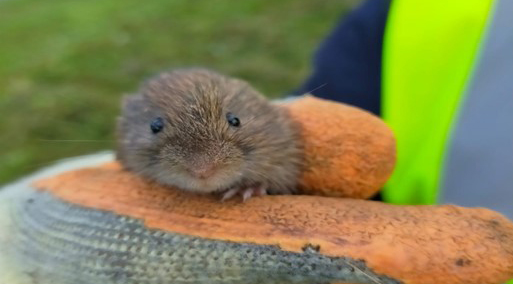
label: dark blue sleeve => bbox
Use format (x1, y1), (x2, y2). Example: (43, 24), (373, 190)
(294, 0), (391, 116)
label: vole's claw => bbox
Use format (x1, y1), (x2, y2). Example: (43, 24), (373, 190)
(242, 185), (267, 202)
(242, 189), (253, 202)
(221, 188), (239, 202)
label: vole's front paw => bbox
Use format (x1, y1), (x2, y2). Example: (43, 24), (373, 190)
(221, 185), (267, 202)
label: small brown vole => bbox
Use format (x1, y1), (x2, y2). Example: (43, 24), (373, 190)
(116, 68), (303, 201)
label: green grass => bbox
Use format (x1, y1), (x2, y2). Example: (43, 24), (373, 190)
(0, 0), (356, 185)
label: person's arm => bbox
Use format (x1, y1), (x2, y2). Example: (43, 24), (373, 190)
(294, 0), (391, 116)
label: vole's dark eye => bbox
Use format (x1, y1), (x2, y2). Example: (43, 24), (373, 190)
(150, 117), (164, 133)
(226, 112), (240, 127)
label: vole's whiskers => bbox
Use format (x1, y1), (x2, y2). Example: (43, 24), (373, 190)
(302, 83), (327, 96)
(37, 139), (114, 143)
(22, 139), (114, 172)
(24, 159), (79, 172)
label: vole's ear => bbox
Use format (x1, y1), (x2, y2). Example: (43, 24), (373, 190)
(119, 93), (160, 123)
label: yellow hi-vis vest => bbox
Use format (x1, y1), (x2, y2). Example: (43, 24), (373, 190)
(382, 0), (512, 214)
(380, 0), (513, 282)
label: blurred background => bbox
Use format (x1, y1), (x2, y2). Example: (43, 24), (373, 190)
(0, 0), (359, 185)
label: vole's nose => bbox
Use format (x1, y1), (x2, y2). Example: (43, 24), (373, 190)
(187, 164), (216, 179)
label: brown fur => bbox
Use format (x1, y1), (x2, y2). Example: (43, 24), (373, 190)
(116, 68), (303, 194)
